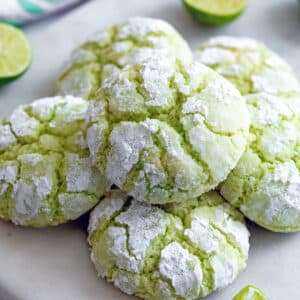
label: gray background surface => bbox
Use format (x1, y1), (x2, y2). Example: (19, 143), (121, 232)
(0, 0), (300, 299)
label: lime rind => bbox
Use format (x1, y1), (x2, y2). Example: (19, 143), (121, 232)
(183, 0), (247, 26)
(233, 285), (268, 300)
(0, 23), (32, 84)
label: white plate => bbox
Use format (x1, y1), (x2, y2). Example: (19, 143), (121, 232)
(1, 0), (300, 299)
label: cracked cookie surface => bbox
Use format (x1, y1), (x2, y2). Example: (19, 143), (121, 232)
(195, 36), (300, 232)
(0, 96), (105, 227)
(86, 57), (249, 204)
(56, 17), (192, 100)
(88, 190), (250, 300)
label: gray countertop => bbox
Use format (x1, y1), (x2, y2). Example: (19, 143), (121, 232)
(0, 0), (300, 299)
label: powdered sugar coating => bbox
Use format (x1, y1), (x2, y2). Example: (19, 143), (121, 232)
(116, 201), (169, 261)
(194, 48), (235, 66)
(210, 254), (239, 290)
(0, 125), (16, 151)
(203, 36), (258, 50)
(88, 190), (127, 233)
(88, 191), (250, 300)
(0, 96), (105, 227)
(116, 17), (173, 39)
(251, 68), (300, 95)
(86, 57), (249, 204)
(159, 242), (202, 299)
(56, 17), (192, 100)
(9, 106), (39, 138)
(195, 36), (300, 96)
(64, 153), (102, 193)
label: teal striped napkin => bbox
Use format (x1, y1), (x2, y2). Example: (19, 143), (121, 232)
(0, 0), (85, 25)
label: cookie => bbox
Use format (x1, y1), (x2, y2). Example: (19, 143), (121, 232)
(86, 57), (249, 204)
(195, 36), (300, 96)
(195, 36), (300, 232)
(0, 96), (105, 226)
(88, 190), (250, 300)
(221, 93), (300, 232)
(56, 17), (192, 100)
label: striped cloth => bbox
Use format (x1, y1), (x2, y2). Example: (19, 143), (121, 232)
(0, 0), (85, 25)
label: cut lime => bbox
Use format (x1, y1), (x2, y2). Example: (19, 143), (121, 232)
(233, 285), (268, 300)
(0, 23), (32, 85)
(183, 0), (248, 26)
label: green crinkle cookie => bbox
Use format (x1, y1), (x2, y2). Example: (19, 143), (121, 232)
(88, 190), (250, 300)
(56, 17), (192, 100)
(195, 36), (300, 232)
(221, 93), (300, 232)
(0, 96), (105, 227)
(233, 285), (268, 300)
(195, 36), (300, 96)
(86, 56), (249, 204)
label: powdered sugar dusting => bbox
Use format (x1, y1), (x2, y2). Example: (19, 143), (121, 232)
(246, 93), (293, 128)
(117, 17), (173, 39)
(216, 64), (245, 76)
(182, 95), (209, 115)
(58, 193), (96, 220)
(251, 68), (300, 94)
(0, 125), (16, 151)
(116, 201), (169, 260)
(210, 254), (239, 290)
(0, 162), (18, 196)
(87, 124), (105, 165)
(85, 29), (111, 46)
(140, 56), (174, 107)
(9, 106), (39, 138)
(88, 190), (127, 233)
(58, 67), (94, 99)
(31, 96), (86, 121)
(194, 48), (235, 66)
(156, 280), (176, 300)
(159, 242), (202, 298)
(12, 153), (54, 225)
(185, 212), (225, 254)
(106, 226), (141, 272)
(55, 98), (87, 123)
(119, 47), (172, 68)
(31, 96), (66, 119)
(112, 271), (137, 295)
(203, 36), (258, 50)
(106, 122), (153, 187)
(64, 153), (101, 193)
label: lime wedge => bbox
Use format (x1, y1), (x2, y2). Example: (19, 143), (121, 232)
(183, 0), (247, 26)
(0, 23), (32, 85)
(233, 285), (268, 300)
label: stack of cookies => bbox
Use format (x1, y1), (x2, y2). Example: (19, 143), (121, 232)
(1, 17), (299, 299)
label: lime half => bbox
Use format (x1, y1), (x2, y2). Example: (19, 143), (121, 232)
(183, 0), (247, 26)
(233, 285), (268, 300)
(0, 23), (32, 85)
